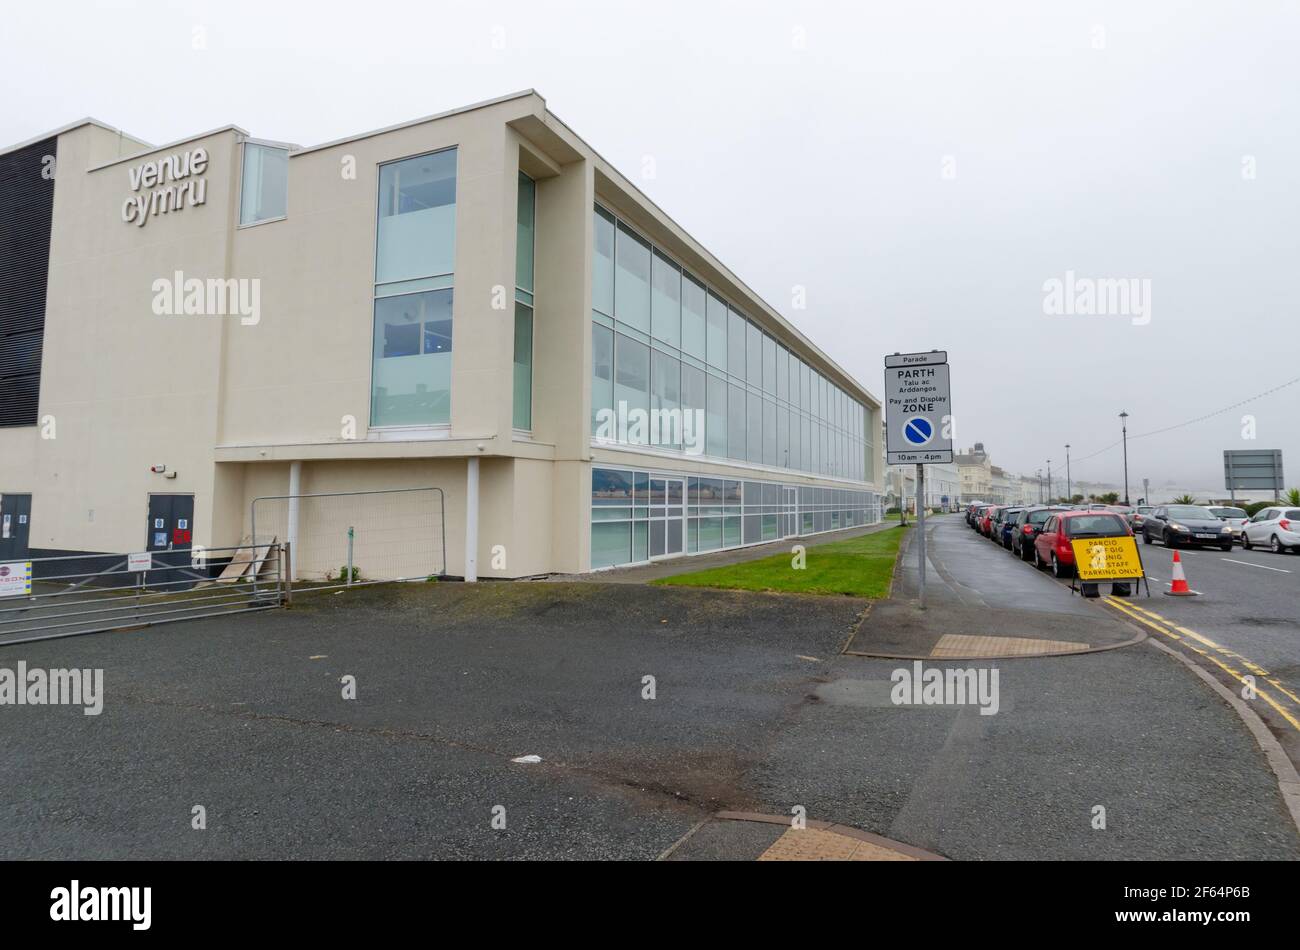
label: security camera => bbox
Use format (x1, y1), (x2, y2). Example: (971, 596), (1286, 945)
(150, 464), (167, 474)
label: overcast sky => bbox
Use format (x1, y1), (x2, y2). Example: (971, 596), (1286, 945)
(5, 0), (1298, 491)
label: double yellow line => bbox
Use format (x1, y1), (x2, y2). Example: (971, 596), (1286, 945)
(1104, 596), (1300, 732)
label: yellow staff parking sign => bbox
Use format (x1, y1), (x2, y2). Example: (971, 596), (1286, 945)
(1070, 536), (1144, 581)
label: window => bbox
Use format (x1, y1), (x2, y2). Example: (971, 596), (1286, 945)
(701, 281), (724, 368)
(650, 251), (681, 348)
(593, 207), (615, 316)
(513, 302), (533, 430)
(614, 334), (649, 442)
(516, 172), (535, 297)
(650, 349), (680, 449)
(239, 143), (288, 226)
(681, 363), (705, 455)
(371, 148), (457, 427)
(706, 373), (727, 458)
(375, 148), (456, 286)
(746, 322), (762, 387)
(513, 172), (535, 430)
(746, 391), (762, 464)
(682, 274), (707, 361)
(762, 334), (776, 394)
(727, 307), (746, 378)
(615, 224), (651, 332)
(370, 289), (453, 426)
(728, 383), (746, 461)
(592, 323), (613, 435)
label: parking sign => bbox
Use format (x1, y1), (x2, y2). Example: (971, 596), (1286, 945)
(884, 351), (953, 464)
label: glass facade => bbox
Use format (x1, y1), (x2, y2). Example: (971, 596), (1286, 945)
(591, 466), (880, 569)
(371, 148), (457, 427)
(590, 204), (873, 480)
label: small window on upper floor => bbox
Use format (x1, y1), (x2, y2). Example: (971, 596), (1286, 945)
(240, 143), (289, 226)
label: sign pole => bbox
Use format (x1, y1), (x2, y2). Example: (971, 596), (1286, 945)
(916, 463), (926, 609)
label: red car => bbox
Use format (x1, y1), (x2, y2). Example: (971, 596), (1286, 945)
(979, 505), (1002, 537)
(1033, 509), (1133, 578)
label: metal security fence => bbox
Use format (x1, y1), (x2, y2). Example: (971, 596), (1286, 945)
(250, 487), (446, 591)
(0, 543), (285, 648)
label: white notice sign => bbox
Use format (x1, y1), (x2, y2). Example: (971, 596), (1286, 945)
(884, 352), (953, 465)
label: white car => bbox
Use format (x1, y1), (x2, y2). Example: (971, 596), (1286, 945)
(1241, 507), (1300, 554)
(1206, 506), (1248, 543)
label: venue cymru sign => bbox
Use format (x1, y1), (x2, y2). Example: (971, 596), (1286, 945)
(121, 147), (209, 227)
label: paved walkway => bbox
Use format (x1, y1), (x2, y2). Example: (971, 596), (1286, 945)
(846, 515), (1142, 658)
(552, 521), (897, 584)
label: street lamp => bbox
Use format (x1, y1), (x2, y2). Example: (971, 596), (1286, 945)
(1065, 444), (1072, 502)
(1119, 411), (1130, 505)
(1047, 460), (1052, 503)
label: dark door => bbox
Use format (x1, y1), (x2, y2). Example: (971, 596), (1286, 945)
(145, 494), (194, 553)
(0, 493), (32, 560)
(145, 494), (195, 589)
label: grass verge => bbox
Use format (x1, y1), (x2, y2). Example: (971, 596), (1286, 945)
(651, 526), (907, 598)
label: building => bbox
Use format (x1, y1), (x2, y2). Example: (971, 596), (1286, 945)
(955, 444), (993, 502)
(0, 91), (883, 580)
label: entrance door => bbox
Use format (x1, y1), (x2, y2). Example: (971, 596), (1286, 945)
(0, 493), (32, 560)
(648, 476), (685, 560)
(145, 494), (195, 588)
(146, 494), (195, 553)
(781, 487), (798, 538)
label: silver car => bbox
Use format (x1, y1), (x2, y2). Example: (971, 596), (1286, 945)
(1206, 506), (1248, 543)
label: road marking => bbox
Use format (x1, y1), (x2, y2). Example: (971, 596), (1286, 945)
(1221, 558), (1291, 574)
(1104, 598), (1300, 733)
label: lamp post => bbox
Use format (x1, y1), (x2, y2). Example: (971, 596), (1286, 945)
(1036, 468), (1043, 503)
(1119, 411), (1130, 505)
(1065, 444), (1072, 502)
(1047, 460), (1052, 503)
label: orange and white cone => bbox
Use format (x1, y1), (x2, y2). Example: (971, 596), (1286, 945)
(1164, 550), (1198, 596)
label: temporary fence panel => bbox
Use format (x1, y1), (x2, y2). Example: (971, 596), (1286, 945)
(250, 487), (446, 590)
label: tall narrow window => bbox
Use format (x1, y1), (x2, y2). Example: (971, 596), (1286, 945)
(239, 143), (288, 226)
(371, 148), (457, 427)
(513, 302), (533, 430)
(514, 172), (536, 430)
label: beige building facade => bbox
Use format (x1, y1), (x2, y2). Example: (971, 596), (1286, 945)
(0, 92), (883, 581)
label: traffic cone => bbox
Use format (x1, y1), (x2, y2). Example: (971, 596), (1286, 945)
(1164, 550), (1198, 596)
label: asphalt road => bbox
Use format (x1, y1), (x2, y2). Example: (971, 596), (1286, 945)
(1, 521), (1296, 860)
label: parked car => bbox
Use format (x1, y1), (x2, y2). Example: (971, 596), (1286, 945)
(1130, 505), (1154, 533)
(1205, 506), (1248, 543)
(1241, 507), (1300, 554)
(1142, 505), (1234, 550)
(965, 502), (986, 527)
(970, 503), (990, 529)
(1034, 509), (1134, 581)
(1010, 506), (1070, 560)
(993, 506), (1026, 549)
(979, 505), (1002, 537)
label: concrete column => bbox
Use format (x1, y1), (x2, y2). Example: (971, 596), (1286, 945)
(286, 460), (302, 581)
(465, 457), (479, 582)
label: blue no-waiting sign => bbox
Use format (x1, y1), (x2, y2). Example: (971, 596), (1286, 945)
(903, 416), (934, 446)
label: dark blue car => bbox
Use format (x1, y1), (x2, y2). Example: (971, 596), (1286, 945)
(994, 506), (1026, 549)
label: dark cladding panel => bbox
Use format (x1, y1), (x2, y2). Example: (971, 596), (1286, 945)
(0, 135), (55, 427)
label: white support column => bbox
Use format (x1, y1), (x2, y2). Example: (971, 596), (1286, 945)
(465, 457), (479, 582)
(286, 460), (302, 582)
